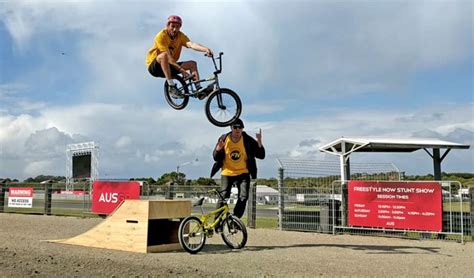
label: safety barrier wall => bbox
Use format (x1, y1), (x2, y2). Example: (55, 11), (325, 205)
(0, 181), (92, 216)
(274, 180), (472, 242)
(0, 181), (215, 217)
(276, 159), (404, 233)
(278, 186), (340, 232)
(1, 179), (471, 243)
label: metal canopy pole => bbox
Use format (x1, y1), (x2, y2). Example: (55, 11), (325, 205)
(423, 148), (451, 181)
(433, 148), (441, 181)
(340, 142), (347, 184)
(345, 157), (351, 181)
(339, 142), (348, 226)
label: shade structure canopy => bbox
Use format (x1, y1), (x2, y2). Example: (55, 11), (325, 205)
(319, 137), (470, 182)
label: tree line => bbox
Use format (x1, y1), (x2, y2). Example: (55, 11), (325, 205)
(1, 172), (473, 188)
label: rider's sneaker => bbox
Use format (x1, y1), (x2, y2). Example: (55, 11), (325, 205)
(197, 85), (214, 100)
(168, 84), (181, 98)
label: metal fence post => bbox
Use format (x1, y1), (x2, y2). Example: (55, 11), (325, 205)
(341, 181), (348, 227)
(0, 182), (6, 213)
(247, 182), (257, 229)
(165, 182), (174, 200)
(470, 187), (474, 238)
(278, 167), (284, 231)
(44, 182), (52, 215)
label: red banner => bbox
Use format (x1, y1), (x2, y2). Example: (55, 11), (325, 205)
(91, 181), (140, 214)
(348, 181), (442, 231)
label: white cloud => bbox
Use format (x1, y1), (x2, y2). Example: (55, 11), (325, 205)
(23, 160), (56, 178)
(0, 1), (472, 180)
(115, 136), (132, 149)
(1, 101), (472, 180)
(2, 1), (471, 103)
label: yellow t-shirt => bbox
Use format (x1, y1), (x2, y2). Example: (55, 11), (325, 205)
(145, 28), (190, 67)
(221, 136), (249, 176)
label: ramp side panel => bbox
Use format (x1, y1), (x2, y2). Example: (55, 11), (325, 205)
(148, 200), (191, 219)
(53, 200), (150, 253)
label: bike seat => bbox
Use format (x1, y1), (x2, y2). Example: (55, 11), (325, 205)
(193, 197), (205, 207)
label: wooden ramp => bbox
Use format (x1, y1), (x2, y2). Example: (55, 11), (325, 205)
(50, 199), (191, 253)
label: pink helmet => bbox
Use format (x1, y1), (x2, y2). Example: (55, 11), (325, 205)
(167, 15), (182, 26)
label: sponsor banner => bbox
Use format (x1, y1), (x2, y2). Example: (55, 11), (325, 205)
(348, 181), (442, 232)
(91, 181), (140, 214)
(8, 187), (34, 208)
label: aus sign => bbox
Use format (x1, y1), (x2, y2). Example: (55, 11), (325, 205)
(91, 181), (140, 214)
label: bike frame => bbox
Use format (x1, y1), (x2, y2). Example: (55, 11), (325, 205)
(193, 189), (231, 235)
(199, 205), (229, 233)
(181, 53), (227, 109)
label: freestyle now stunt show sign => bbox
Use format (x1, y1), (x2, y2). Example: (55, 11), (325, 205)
(348, 181), (442, 232)
(91, 181), (141, 214)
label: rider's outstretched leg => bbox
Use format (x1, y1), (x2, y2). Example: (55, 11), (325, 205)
(156, 53), (180, 95)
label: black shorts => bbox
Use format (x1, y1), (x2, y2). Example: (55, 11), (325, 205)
(148, 59), (183, 78)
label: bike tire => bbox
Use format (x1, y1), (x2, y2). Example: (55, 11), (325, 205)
(220, 214), (247, 249)
(178, 216), (206, 254)
(164, 75), (189, 110)
(204, 88), (242, 127)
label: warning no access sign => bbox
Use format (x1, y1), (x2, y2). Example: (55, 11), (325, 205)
(8, 187), (34, 208)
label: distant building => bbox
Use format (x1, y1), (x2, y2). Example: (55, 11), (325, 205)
(255, 185), (279, 205)
(228, 185), (279, 205)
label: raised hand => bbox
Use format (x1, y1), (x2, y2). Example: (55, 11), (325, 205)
(215, 137), (225, 151)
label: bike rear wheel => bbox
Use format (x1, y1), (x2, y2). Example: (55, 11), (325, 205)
(178, 216), (206, 254)
(221, 214), (247, 249)
(205, 88), (242, 127)
(164, 75), (189, 110)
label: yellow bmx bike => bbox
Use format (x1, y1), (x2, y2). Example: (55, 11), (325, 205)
(178, 189), (248, 254)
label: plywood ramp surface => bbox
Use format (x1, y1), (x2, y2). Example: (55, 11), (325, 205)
(49, 200), (191, 253)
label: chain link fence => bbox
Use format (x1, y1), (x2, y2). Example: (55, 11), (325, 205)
(0, 181), (92, 216)
(276, 158), (473, 242)
(2, 166), (472, 244)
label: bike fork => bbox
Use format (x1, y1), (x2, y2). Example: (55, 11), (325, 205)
(215, 86), (226, 110)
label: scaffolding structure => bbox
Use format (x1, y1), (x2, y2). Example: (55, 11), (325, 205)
(66, 142), (99, 191)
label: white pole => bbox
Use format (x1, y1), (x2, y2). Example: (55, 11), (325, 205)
(340, 142), (347, 184)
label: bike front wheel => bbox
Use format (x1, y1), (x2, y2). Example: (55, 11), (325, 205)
(205, 88), (242, 127)
(221, 214), (247, 249)
(164, 76), (189, 110)
(178, 216), (206, 254)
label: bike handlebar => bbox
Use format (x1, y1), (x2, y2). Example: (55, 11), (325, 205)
(204, 52), (223, 57)
(205, 52), (223, 74)
(208, 188), (225, 200)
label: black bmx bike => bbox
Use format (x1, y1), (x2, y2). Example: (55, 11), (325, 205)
(163, 52), (242, 127)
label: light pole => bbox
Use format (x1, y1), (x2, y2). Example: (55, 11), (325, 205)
(176, 158), (199, 184)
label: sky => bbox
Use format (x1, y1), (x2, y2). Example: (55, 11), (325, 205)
(0, 0), (473, 181)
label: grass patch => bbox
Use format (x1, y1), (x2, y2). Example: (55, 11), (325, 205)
(241, 216), (279, 229)
(3, 207), (96, 218)
(443, 202), (470, 212)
